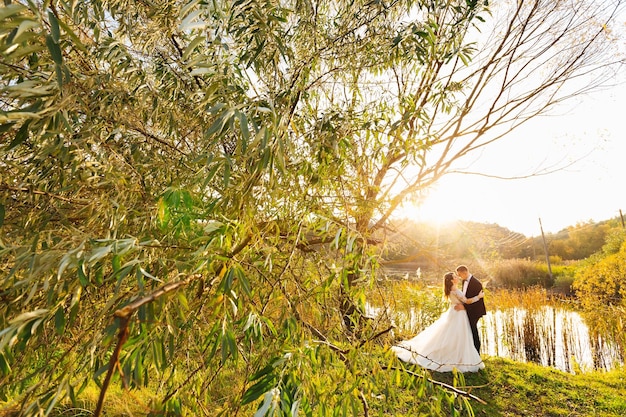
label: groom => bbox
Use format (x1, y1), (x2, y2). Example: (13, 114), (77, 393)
(454, 265), (486, 353)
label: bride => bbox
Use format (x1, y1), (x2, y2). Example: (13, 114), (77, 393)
(391, 272), (485, 372)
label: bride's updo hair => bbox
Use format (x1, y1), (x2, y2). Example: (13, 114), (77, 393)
(443, 272), (455, 298)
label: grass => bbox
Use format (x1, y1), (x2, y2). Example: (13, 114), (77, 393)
(0, 384), (155, 417)
(2, 356), (623, 416)
(429, 357), (626, 417)
(369, 282), (625, 416)
(2, 283), (623, 416)
(377, 283), (625, 416)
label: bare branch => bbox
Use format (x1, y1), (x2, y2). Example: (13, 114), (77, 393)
(382, 365), (488, 405)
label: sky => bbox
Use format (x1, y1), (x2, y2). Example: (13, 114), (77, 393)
(397, 81), (626, 237)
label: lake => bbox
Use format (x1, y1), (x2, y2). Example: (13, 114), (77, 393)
(370, 302), (624, 372)
(480, 306), (623, 372)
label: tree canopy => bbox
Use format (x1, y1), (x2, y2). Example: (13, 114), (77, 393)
(1, 0), (624, 415)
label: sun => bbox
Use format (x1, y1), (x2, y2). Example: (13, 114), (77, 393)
(395, 185), (462, 227)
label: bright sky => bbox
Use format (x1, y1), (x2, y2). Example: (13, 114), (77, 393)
(398, 81), (626, 237)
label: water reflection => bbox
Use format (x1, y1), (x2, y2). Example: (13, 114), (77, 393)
(374, 302), (624, 372)
(481, 307), (622, 372)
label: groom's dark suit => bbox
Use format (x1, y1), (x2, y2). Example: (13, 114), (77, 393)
(464, 275), (486, 353)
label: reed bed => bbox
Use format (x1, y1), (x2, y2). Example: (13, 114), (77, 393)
(370, 281), (624, 372)
(486, 286), (555, 310)
(368, 279), (446, 337)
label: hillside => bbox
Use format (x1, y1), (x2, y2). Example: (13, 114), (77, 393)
(384, 217), (623, 264)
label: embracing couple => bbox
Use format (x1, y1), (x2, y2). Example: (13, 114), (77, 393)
(392, 265), (486, 373)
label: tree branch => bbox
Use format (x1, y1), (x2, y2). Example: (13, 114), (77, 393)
(381, 365), (487, 405)
(0, 184), (90, 205)
(93, 274), (199, 417)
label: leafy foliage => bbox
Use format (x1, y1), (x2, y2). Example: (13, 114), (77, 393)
(1, 0), (624, 415)
(571, 229), (626, 363)
(572, 229), (626, 308)
(487, 259), (552, 288)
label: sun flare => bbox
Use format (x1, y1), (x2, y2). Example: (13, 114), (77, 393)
(396, 187), (461, 227)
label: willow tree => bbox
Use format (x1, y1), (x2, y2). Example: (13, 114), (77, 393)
(0, 0), (624, 415)
(299, 0), (626, 297)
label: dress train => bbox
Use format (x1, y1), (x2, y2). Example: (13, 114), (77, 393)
(391, 290), (485, 372)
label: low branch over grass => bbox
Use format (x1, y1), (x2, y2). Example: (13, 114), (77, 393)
(94, 274), (199, 417)
(382, 365), (488, 405)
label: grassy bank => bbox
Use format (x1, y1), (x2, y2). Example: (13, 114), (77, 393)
(432, 357), (626, 417)
(367, 281), (625, 416)
(2, 356), (623, 416)
(3, 281), (623, 416)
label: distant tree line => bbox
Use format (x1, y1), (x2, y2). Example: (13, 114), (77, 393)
(383, 217), (624, 267)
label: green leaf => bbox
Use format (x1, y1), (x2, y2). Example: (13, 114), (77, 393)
(93, 364), (109, 383)
(57, 18), (86, 52)
(6, 121), (30, 150)
(238, 111), (250, 152)
(77, 260), (89, 286)
(182, 35), (205, 60)
(114, 264), (135, 285)
(248, 359), (277, 381)
(0, 204), (4, 228)
(0, 351), (11, 375)
(48, 10), (60, 43)
(177, 291), (189, 311)
(203, 161), (221, 187)
(235, 266), (252, 297)
(157, 198), (170, 228)
(94, 265), (104, 285)
(166, 188), (180, 207)
(45, 34), (63, 65)
(68, 299), (79, 325)
(223, 157), (231, 188)
(221, 329), (236, 364)
(55, 63), (63, 90)
(112, 255), (122, 272)
(54, 307), (66, 335)
(242, 375), (277, 405)
(0, 123), (15, 134)
(205, 111), (230, 138)
(68, 383), (76, 405)
(181, 189), (193, 209)
(261, 317), (277, 336)
(207, 103), (226, 114)
(0, 4), (26, 21)
(220, 267), (234, 293)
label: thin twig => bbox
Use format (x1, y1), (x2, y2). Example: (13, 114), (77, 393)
(93, 275), (198, 417)
(358, 389), (369, 417)
(358, 325), (395, 349)
(113, 275), (196, 320)
(0, 184), (90, 204)
(381, 365), (487, 405)
(94, 315), (130, 417)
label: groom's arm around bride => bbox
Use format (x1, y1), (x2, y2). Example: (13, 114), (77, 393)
(454, 265), (486, 354)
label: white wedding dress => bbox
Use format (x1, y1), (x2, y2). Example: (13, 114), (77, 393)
(391, 289), (485, 372)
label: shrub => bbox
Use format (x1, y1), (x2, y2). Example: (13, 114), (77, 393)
(489, 259), (554, 289)
(572, 242), (626, 309)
